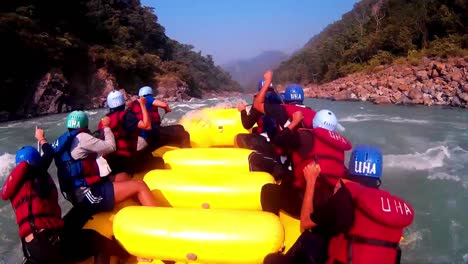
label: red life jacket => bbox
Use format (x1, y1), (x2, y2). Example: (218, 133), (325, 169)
(327, 180), (414, 264)
(281, 104), (316, 128)
(131, 100), (161, 124)
(1, 162), (63, 238)
(99, 107), (139, 158)
(291, 128), (352, 189)
(149, 105), (161, 124)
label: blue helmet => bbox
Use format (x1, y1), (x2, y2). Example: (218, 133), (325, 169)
(16, 146), (41, 166)
(257, 79), (273, 91)
(283, 84), (304, 103)
(348, 145), (383, 178)
(313, 109), (338, 131)
(138, 86), (153, 97)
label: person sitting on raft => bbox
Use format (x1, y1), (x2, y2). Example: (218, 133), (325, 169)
(265, 146), (414, 264)
(235, 78), (281, 157)
(254, 70), (316, 132)
(136, 85), (191, 152)
(3, 127), (128, 264)
(248, 70), (317, 182)
(261, 109), (352, 218)
(54, 110), (157, 220)
(97, 89), (152, 177)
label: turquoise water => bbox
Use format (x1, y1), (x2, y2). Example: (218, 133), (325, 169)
(0, 97), (467, 263)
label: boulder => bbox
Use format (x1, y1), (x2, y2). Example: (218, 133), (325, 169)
(458, 93), (468, 103)
(408, 88), (424, 100)
(450, 96), (462, 107)
(156, 75), (190, 102)
(26, 70), (69, 117)
(398, 83), (410, 92)
(451, 68), (463, 82)
(333, 90), (355, 101)
(373, 96), (392, 104)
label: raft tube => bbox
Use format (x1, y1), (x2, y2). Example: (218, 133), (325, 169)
(144, 170), (274, 210)
(178, 108), (249, 148)
(114, 207), (284, 263)
(163, 148), (253, 171)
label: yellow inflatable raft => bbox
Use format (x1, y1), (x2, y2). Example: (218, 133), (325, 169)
(144, 170), (275, 210)
(163, 148), (253, 171)
(178, 107), (249, 147)
(114, 206), (284, 263)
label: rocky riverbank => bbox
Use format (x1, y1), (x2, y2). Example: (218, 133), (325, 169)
(0, 68), (230, 122)
(303, 57), (468, 107)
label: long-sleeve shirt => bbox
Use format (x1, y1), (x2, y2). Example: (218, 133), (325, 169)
(240, 108), (262, 130)
(70, 128), (116, 160)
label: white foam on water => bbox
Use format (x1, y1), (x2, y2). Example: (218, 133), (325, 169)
(462, 253), (468, 263)
(339, 114), (430, 124)
(427, 172), (461, 182)
(385, 116), (431, 124)
(384, 146), (450, 170)
(0, 153), (15, 182)
(173, 103), (207, 109)
(161, 118), (177, 125)
(339, 114), (386, 123)
(400, 229), (423, 248)
(84, 110), (98, 115)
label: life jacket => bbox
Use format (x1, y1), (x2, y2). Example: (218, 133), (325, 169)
(281, 104), (316, 128)
(139, 96), (161, 140)
(327, 180), (414, 264)
(291, 127), (352, 189)
(53, 129), (101, 201)
(254, 115), (277, 139)
(1, 162), (63, 238)
(98, 104), (139, 157)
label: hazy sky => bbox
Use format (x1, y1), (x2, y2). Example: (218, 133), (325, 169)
(141, 0), (357, 65)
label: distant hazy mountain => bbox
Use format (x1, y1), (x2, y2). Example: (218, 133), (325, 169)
(223, 51), (288, 92)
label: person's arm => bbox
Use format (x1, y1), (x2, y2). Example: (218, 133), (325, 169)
(35, 127), (54, 171)
(242, 109), (262, 130)
(253, 70), (273, 114)
(153, 99), (170, 112)
(272, 127), (300, 150)
(310, 184), (354, 237)
(137, 97), (151, 130)
(300, 162), (320, 230)
(271, 110), (303, 149)
(71, 116), (116, 159)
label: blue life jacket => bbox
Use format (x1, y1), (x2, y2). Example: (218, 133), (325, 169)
(261, 115), (277, 139)
(140, 96), (162, 140)
(52, 129), (100, 201)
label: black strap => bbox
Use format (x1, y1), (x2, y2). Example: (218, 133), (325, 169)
(13, 194), (37, 209)
(314, 154), (343, 163)
(346, 234), (399, 264)
(19, 213), (58, 229)
(27, 185), (38, 234)
(347, 234), (399, 249)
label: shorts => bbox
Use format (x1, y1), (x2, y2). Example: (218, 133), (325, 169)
(80, 178), (115, 214)
(22, 229), (68, 264)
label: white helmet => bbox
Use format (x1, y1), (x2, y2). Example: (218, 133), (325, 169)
(107, 90), (125, 109)
(313, 109), (339, 131)
(138, 86), (153, 97)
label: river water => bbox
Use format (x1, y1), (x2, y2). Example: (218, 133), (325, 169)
(0, 97), (467, 263)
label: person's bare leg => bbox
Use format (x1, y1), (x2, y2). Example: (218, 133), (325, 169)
(110, 172), (132, 182)
(112, 180), (157, 206)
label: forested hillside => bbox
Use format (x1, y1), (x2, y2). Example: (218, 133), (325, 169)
(0, 0), (240, 120)
(275, 0), (467, 84)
